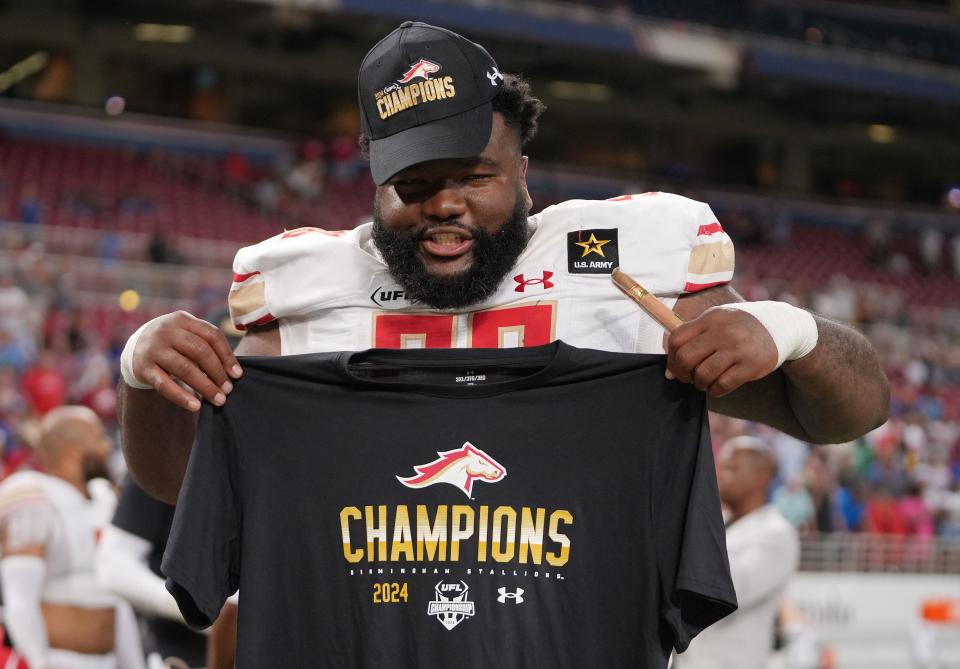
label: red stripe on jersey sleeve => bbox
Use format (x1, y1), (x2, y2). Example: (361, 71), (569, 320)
(683, 279), (730, 292)
(234, 312), (276, 331)
(696, 222), (724, 236)
(233, 270), (261, 283)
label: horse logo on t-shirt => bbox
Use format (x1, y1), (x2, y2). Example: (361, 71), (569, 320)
(396, 442), (506, 498)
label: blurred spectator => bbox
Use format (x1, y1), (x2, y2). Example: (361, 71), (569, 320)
(938, 480), (960, 538)
(97, 477), (207, 667)
(834, 476), (866, 532)
(0, 328), (34, 373)
(117, 187), (156, 216)
(865, 217), (892, 268)
(899, 482), (935, 539)
(866, 486), (907, 535)
(0, 272), (31, 336)
(147, 233), (183, 265)
(286, 160), (324, 201)
(98, 232), (123, 263)
(328, 135), (359, 182)
(951, 233), (960, 278)
(812, 275), (857, 323)
(254, 178), (281, 214)
(678, 436), (799, 669)
(17, 184), (42, 226)
(0, 406), (145, 668)
(805, 450), (838, 533)
(720, 209), (763, 246)
(919, 227), (944, 274)
(22, 350), (67, 415)
(768, 430), (808, 487)
(223, 152), (251, 194)
(772, 476), (816, 531)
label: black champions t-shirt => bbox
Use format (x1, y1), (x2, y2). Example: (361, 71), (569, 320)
(162, 342), (737, 668)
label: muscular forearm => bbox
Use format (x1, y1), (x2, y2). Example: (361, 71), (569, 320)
(709, 315), (889, 443)
(674, 286), (889, 443)
(780, 315), (889, 443)
(117, 382), (197, 504)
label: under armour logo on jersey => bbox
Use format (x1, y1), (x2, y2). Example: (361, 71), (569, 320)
(397, 442), (506, 498)
(514, 271), (554, 292)
(497, 587), (524, 604)
(487, 67), (503, 86)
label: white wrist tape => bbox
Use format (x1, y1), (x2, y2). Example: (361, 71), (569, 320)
(120, 319), (157, 390)
(717, 301), (818, 369)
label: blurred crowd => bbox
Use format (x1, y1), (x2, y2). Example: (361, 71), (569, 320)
(0, 162), (959, 549)
(711, 270), (960, 542)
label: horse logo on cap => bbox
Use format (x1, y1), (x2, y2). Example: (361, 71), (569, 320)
(398, 59), (441, 83)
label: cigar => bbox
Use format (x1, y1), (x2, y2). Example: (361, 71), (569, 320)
(611, 268), (684, 333)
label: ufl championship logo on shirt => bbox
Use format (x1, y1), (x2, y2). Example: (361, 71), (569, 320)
(427, 580), (476, 630)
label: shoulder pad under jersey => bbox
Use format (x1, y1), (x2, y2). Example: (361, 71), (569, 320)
(229, 225), (383, 330)
(532, 192), (734, 296)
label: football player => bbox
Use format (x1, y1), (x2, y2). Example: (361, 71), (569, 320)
(117, 22), (889, 504)
(0, 406), (145, 669)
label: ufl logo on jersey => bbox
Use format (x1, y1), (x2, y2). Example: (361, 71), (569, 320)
(396, 442), (506, 498)
(567, 228), (619, 274)
(375, 58), (457, 121)
(369, 285), (410, 309)
(427, 580), (475, 630)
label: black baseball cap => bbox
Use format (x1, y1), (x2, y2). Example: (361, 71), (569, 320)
(358, 22), (504, 185)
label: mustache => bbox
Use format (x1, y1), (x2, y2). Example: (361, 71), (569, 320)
(411, 221), (475, 241)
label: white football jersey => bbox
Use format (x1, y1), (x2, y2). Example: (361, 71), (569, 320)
(0, 471), (117, 607)
(229, 192), (735, 355)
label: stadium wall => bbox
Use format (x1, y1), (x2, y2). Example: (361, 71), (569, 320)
(788, 572), (960, 667)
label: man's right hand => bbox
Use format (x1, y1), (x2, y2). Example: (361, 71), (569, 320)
(130, 311), (243, 412)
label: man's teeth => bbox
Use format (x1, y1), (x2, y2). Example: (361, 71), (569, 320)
(431, 233), (462, 245)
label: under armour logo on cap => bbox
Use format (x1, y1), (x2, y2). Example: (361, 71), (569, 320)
(487, 67), (503, 86)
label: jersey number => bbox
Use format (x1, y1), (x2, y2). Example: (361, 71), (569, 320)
(373, 303), (556, 349)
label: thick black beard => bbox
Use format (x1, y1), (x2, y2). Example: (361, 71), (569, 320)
(83, 454), (111, 483)
(371, 192), (530, 310)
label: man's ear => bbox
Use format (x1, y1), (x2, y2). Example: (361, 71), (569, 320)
(519, 156), (532, 210)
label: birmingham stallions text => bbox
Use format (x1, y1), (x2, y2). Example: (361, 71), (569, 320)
(339, 504), (572, 566)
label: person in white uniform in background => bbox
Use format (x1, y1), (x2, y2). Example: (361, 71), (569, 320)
(0, 406), (145, 669)
(676, 435), (800, 669)
(96, 478), (207, 669)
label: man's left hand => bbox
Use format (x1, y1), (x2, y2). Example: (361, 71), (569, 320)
(666, 307), (778, 397)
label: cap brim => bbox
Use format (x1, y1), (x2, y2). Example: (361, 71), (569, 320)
(368, 102), (493, 185)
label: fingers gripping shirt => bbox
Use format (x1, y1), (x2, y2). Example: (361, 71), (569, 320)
(162, 344), (737, 669)
(228, 193), (734, 355)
